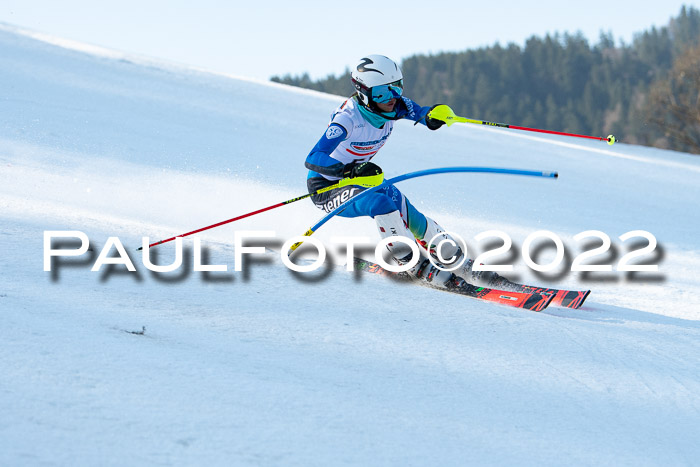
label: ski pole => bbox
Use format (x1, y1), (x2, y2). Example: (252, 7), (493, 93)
(428, 105), (617, 145)
(288, 166), (558, 255)
(139, 173), (384, 250)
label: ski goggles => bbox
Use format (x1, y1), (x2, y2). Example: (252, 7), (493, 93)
(370, 80), (403, 103)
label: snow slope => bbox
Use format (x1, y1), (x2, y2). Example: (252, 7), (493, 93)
(1, 23), (700, 466)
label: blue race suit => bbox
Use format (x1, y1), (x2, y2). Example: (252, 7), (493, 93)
(305, 95), (433, 239)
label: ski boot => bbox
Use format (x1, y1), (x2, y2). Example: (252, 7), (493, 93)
(375, 212), (457, 288)
(416, 217), (503, 288)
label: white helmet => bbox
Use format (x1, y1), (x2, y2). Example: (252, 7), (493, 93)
(351, 55), (404, 111)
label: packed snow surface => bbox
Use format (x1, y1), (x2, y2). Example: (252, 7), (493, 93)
(1, 23), (700, 466)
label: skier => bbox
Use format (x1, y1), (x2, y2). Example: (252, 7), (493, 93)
(304, 54), (489, 288)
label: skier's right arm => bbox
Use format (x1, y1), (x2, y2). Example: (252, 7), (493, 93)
(304, 123), (349, 178)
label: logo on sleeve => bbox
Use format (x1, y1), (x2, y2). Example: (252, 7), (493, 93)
(326, 126), (344, 139)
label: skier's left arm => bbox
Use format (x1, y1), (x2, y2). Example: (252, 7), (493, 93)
(396, 97), (445, 131)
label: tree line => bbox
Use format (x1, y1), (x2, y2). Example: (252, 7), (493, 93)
(272, 6), (700, 155)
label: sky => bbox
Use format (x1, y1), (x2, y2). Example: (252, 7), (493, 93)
(1, 0), (697, 81)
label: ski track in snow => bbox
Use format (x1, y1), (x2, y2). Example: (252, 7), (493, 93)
(1, 23), (700, 466)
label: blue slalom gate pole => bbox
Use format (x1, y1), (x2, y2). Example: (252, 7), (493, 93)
(288, 166), (558, 254)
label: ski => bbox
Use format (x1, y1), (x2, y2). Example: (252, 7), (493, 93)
(487, 274), (590, 309)
(353, 257), (553, 312)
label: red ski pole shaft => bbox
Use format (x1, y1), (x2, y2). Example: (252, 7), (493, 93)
(138, 182), (340, 250)
(497, 122), (611, 143)
(428, 105), (617, 145)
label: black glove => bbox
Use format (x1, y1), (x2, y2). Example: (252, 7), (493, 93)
(425, 104), (445, 131)
(343, 161), (383, 179)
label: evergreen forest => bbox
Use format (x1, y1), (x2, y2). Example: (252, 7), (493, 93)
(272, 6), (700, 155)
